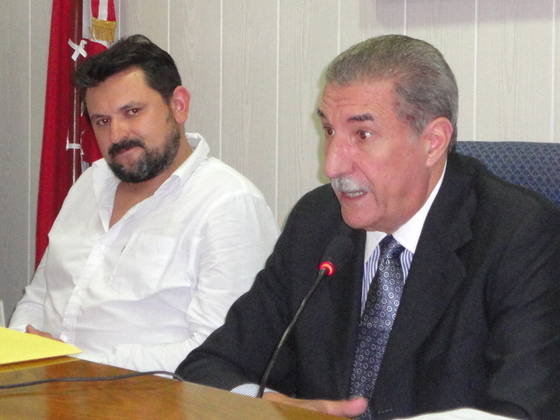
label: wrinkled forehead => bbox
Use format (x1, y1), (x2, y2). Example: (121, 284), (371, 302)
(318, 81), (399, 120)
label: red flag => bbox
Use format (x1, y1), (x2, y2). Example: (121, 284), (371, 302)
(80, 0), (117, 167)
(35, 0), (116, 266)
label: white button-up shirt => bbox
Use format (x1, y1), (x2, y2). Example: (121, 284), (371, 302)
(10, 133), (279, 372)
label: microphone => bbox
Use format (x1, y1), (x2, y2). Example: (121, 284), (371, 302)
(256, 234), (354, 398)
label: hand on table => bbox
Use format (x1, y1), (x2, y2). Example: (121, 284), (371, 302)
(25, 324), (63, 342)
(263, 392), (368, 418)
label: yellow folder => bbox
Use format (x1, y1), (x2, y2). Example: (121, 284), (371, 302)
(0, 327), (81, 365)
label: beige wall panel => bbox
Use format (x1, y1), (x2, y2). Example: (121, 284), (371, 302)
(170, 0), (222, 156)
(0, 0), (50, 321)
(406, 0), (477, 142)
(221, 1), (278, 216)
(476, 0), (554, 142)
(29, 0), (51, 276)
(276, 0), (339, 225)
(119, 0), (169, 48)
(0, 1), (29, 321)
(339, 0), (406, 52)
(0, 0), (29, 321)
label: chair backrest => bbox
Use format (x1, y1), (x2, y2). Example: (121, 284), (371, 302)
(455, 141), (560, 207)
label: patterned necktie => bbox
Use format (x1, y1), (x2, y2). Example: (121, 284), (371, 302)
(349, 235), (405, 419)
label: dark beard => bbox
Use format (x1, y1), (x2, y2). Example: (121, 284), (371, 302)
(108, 127), (181, 183)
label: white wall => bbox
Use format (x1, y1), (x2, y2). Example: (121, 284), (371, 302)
(1, 0), (559, 321)
(0, 0), (50, 323)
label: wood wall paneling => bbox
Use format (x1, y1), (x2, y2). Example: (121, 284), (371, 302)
(29, 0), (52, 279)
(220, 1), (279, 217)
(119, 0), (170, 48)
(0, 1), (29, 321)
(169, 0), (223, 158)
(276, 0), (339, 225)
(406, 0), (477, 141)
(338, 0), (406, 52)
(476, 0), (555, 142)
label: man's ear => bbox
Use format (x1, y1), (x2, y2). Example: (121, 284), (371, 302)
(170, 86), (191, 124)
(423, 117), (453, 167)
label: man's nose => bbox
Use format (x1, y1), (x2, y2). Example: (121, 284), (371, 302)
(323, 135), (353, 180)
(110, 118), (129, 143)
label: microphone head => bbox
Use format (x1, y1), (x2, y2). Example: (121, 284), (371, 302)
(318, 234), (354, 276)
(319, 261), (335, 276)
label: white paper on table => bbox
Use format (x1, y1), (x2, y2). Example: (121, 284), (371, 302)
(397, 408), (519, 420)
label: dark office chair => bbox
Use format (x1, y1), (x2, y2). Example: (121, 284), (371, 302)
(455, 141), (560, 207)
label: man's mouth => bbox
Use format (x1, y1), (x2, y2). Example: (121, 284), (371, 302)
(342, 190), (366, 198)
(115, 146), (134, 156)
(109, 139), (144, 158)
(331, 177), (370, 198)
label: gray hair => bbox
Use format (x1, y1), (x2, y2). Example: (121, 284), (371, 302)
(325, 35), (458, 151)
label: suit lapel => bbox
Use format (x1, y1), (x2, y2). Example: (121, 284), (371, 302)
(374, 154), (477, 392)
(328, 226), (365, 398)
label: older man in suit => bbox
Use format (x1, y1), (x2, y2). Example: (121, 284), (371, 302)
(177, 35), (560, 420)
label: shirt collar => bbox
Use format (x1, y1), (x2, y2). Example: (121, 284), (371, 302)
(157, 132), (210, 194)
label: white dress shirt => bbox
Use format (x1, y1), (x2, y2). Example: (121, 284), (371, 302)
(361, 163), (446, 308)
(10, 133), (279, 372)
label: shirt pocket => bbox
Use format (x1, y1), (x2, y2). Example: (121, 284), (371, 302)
(108, 233), (176, 298)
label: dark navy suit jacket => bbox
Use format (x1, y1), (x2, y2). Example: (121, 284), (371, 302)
(178, 153), (560, 419)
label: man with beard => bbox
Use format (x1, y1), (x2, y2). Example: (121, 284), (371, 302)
(9, 35), (279, 373)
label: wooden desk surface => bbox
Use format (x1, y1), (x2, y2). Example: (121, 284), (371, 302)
(0, 357), (343, 419)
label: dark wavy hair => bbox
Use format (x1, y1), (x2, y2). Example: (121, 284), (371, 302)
(74, 34), (181, 104)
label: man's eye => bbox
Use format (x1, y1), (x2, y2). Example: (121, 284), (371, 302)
(95, 118), (110, 126)
(357, 131), (371, 140)
(324, 127), (335, 137)
(126, 108), (140, 116)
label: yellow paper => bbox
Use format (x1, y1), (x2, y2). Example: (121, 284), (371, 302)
(0, 327), (81, 365)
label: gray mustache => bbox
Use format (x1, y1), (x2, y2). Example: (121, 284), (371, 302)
(331, 177), (369, 192)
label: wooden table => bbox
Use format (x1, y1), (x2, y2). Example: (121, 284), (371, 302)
(0, 357), (343, 419)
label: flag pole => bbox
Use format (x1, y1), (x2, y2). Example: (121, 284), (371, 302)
(70, 0), (83, 183)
